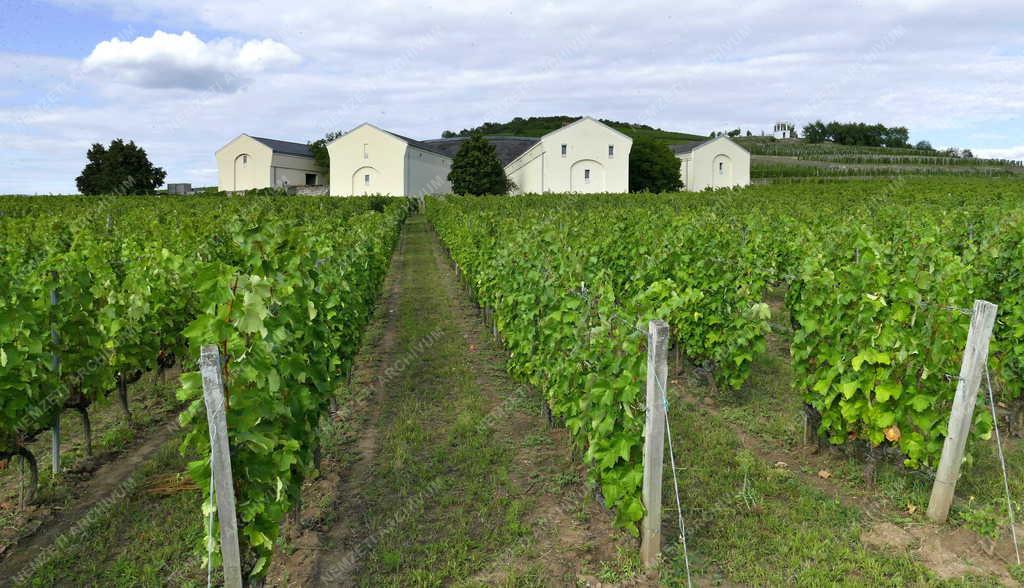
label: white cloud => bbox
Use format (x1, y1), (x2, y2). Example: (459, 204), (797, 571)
(82, 30), (300, 91)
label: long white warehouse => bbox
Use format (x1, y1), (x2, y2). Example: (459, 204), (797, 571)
(215, 119), (753, 195)
(326, 117), (631, 196)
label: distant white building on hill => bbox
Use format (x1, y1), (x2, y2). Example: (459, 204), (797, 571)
(671, 136), (750, 191)
(772, 121), (795, 140)
(216, 134), (325, 192)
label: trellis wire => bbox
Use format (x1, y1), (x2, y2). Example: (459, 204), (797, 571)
(208, 468), (215, 588)
(575, 285), (692, 581)
(984, 366), (1021, 565)
(654, 356), (692, 587)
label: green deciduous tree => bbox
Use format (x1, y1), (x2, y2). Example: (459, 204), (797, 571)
(75, 139), (166, 195)
(802, 120), (910, 148)
(447, 133), (513, 195)
(629, 138), (683, 193)
(308, 130), (344, 172)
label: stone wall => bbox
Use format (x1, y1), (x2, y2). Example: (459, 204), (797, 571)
(287, 185), (330, 196)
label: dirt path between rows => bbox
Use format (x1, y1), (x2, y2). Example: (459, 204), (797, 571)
(428, 221), (636, 586)
(0, 418), (180, 584)
(272, 215), (633, 587)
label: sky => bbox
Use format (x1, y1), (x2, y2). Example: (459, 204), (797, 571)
(2, 0), (1023, 194)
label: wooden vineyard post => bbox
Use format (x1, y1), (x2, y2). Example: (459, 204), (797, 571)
(199, 345), (244, 588)
(927, 300), (998, 523)
(50, 279), (60, 476)
(641, 320), (669, 568)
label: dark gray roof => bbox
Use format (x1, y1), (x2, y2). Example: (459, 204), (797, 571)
(418, 136), (540, 166)
(670, 137), (750, 155)
(384, 132), (451, 158)
(669, 139), (716, 155)
(250, 136), (314, 158)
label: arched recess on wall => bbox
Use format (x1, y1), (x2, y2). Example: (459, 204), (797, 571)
(712, 154), (733, 188)
(233, 153), (251, 192)
(569, 159), (605, 192)
(352, 166), (379, 195)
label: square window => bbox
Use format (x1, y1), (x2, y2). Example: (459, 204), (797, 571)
(305, 173), (317, 185)
(561, 144), (567, 157)
(608, 145), (614, 158)
(364, 174), (371, 186)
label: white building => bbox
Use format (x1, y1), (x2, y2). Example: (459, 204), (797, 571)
(503, 117), (632, 194)
(772, 121), (794, 140)
(216, 134), (324, 192)
(326, 123), (455, 197)
(671, 136), (751, 191)
(325, 117), (631, 196)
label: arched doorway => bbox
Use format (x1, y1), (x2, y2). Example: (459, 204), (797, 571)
(569, 159), (605, 192)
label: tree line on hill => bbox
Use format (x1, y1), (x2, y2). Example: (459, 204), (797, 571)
(439, 116), (663, 139)
(802, 120), (910, 148)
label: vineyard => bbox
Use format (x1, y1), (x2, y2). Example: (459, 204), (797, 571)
(427, 176), (1024, 580)
(0, 194), (405, 583)
(1, 178), (1023, 585)
(735, 137), (1024, 182)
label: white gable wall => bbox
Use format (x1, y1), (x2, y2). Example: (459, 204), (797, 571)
(506, 118), (631, 194)
(216, 135), (323, 192)
(537, 118), (631, 193)
(216, 135), (274, 192)
(677, 137), (751, 191)
(328, 124), (409, 196)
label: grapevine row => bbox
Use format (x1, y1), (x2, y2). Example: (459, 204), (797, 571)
(0, 194), (405, 582)
(426, 176), (1024, 531)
